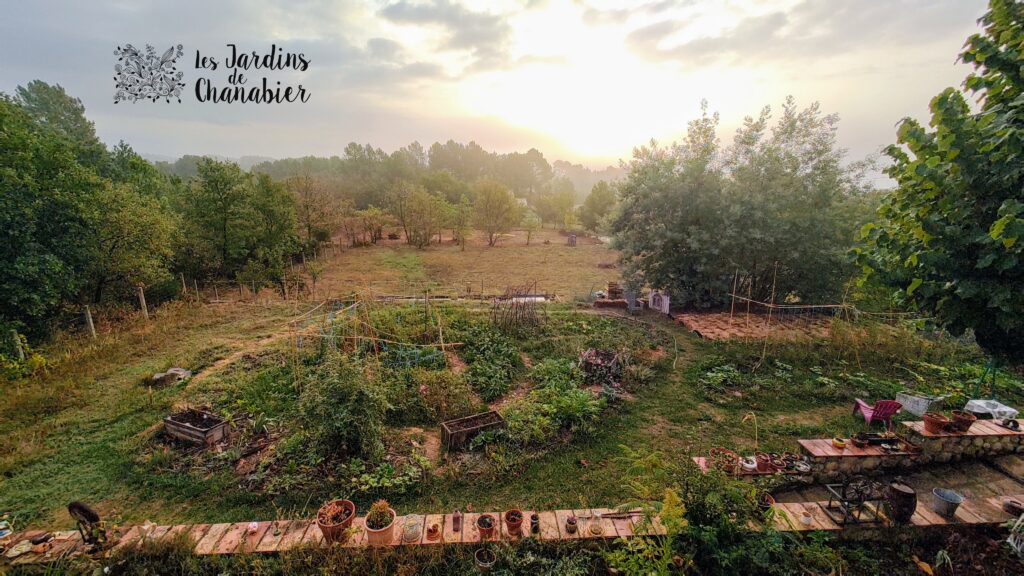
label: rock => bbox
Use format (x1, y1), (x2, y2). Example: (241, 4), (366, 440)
(152, 367), (192, 387)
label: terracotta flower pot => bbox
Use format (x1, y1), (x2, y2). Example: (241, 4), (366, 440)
(316, 499), (356, 544)
(923, 412), (950, 434)
(950, 410), (977, 433)
(755, 453), (771, 472)
(476, 514), (496, 540)
(365, 508), (396, 547)
(503, 509), (524, 536)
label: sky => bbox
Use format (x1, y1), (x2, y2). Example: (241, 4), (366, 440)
(0, 0), (989, 172)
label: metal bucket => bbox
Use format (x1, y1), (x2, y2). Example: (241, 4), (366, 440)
(931, 488), (964, 519)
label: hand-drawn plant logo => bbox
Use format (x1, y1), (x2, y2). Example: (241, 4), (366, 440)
(114, 44), (186, 103)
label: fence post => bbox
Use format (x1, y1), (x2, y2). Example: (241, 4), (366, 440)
(11, 329), (25, 361)
(180, 273), (187, 295)
(137, 285), (149, 320)
(84, 305), (97, 339)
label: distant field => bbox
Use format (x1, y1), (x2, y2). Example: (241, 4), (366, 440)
(316, 227), (620, 299)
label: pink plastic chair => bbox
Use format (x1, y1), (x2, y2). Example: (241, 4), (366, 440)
(853, 399), (903, 431)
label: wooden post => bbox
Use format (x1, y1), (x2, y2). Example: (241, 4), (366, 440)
(84, 306), (97, 339)
(10, 329), (24, 361)
(137, 285), (149, 320)
(194, 279), (199, 296)
(181, 273), (187, 295)
(730, 270), (739, 319)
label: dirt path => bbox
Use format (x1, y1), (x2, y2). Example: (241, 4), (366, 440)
(187, 331), (294, 387)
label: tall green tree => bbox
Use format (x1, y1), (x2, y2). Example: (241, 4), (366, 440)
(0, 97), (103, 336)
(613, 100), (866, 307)
(88, 185), (176, 303)
(473, 180), (521, 246)
(856, 0), (1024, 361)
(578, 180), (617, 232)
(14, 81), (108, 171)
(187, 159), (252, 274)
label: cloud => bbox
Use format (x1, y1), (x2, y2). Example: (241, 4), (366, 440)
(627, 0), (983, 66)
(378, 0), (513, 71)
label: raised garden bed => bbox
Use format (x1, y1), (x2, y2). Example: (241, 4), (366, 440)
(163, 409), (228, 446)
(441, 410), (505, 452)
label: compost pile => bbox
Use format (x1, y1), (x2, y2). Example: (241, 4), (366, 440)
(579, 349), (622, 387)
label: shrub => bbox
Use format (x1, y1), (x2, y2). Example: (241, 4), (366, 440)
(298, 354), (387, 462)
(382, 368), (478, 425)
(623, 363), (656, 390)
(411, 368), (478, 422)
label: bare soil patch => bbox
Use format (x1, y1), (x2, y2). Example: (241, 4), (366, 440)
(677, 312), (831, 341)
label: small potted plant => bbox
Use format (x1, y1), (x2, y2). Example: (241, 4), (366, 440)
(755, 452), (771, 472)
(476, 514), (496, 539)
(530, 513), (540, 534)
(365, 499), (396, 546)
(474, 547), (496, 572)
(503, 509), (524, 536)
(739, 456), (758, 473)
(316, 499), (356, 544)
(565, 514), (578, 534)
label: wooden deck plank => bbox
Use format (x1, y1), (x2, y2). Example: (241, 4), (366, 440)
(913, 503), (949, 526)
(537, 511), (560, 541)
(462, 513), (482, 544)
(185, 524), (211, 552)
(147, 526), (172, 542)
(110, 525), (143, 554)
(239, 522), (272, 553)
(442, 513), (463, 544)
(300, 522), (324, 547)
(278, 520), (311, 551)
(421, 514), (445, 545)
(254, 520), (289, 553)
(162, 524), (192, 545)
(213, 523), (249, 555)
(608, 512), (638, 539)
(194, 523), (231, 555)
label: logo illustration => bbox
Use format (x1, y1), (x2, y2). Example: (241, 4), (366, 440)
(114, 44), (185, 103)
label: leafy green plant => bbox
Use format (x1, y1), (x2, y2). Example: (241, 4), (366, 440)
(459, 323), (522, 401)
(298, 354), (387, 462)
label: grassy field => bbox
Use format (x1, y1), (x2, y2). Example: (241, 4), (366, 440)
(2, 228), (1021, 545)
(315, 227), (619, 299)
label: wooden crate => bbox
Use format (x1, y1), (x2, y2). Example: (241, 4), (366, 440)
(441, 411), (505, 452)
(163, 410), (228, 445)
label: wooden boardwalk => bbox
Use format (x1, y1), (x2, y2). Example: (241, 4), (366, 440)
(903, 419), (1024, 438)
(772, 493), (1024, 532)
(1, 508), (665, 566)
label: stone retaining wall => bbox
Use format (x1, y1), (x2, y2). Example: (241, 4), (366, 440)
(903, 428), (1024, 465)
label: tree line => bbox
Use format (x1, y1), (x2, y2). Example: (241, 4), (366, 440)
(1, 81), (620, 342)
